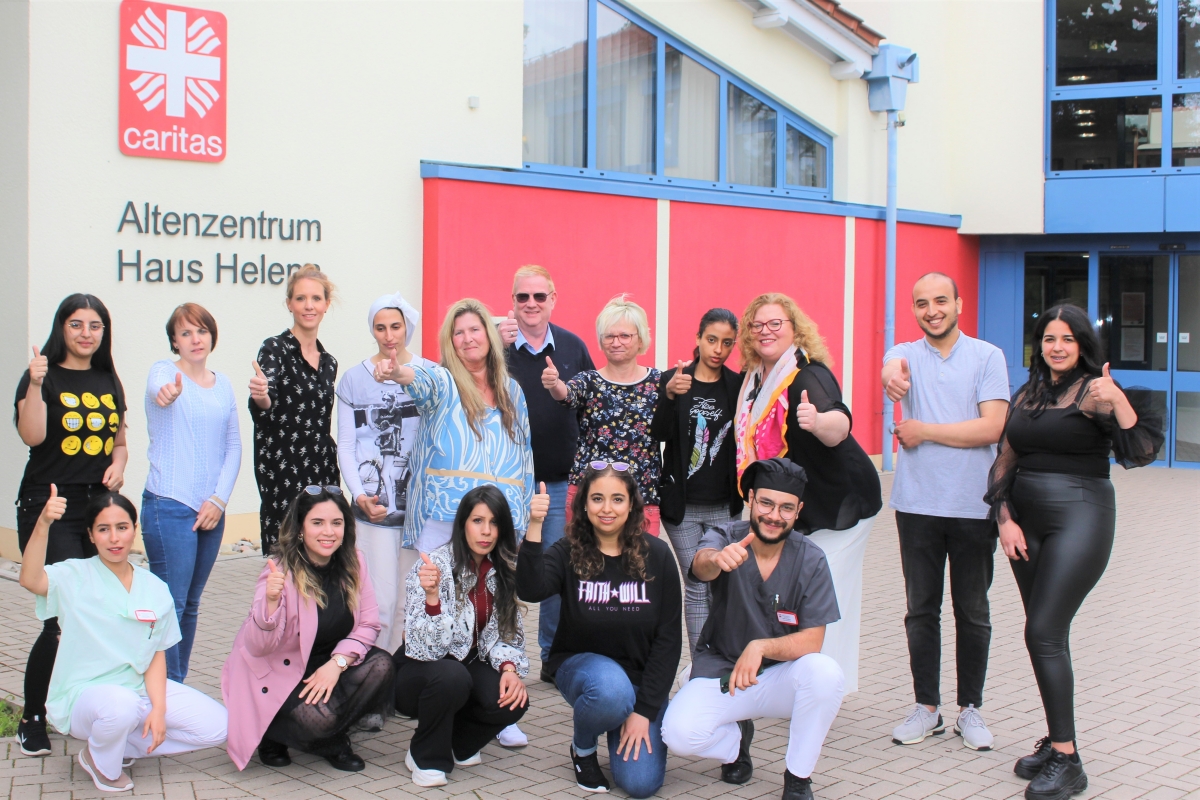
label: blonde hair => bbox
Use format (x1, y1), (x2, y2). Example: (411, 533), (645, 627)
(738, 292), (832, 371)
(512, 264), (556, 294)
(286, 264), (336, 304)
(595, 294), (651, 355)
(438, 298), (522, 442)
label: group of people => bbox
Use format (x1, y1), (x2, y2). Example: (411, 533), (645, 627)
(11, 263), (1161, 800)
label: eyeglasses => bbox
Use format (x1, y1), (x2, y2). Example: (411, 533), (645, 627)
(601, 332), (636, 344)
(754, 496), (799, 519)
(748, 319), (788, 335)
(514, 292), (550, 304)
(589, 461), (631, 473)
(66, 321), (106, 333)
(303, 485), (343, 496)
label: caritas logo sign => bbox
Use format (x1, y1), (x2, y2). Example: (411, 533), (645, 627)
(119, 0), (226, 162)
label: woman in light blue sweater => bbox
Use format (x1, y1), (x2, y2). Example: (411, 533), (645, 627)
(142, 303), (241, 682)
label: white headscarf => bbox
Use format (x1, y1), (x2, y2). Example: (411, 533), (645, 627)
(367, 292), (420, 346)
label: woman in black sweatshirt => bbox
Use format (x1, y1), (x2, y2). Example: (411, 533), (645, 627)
(517, 463), (682, 798)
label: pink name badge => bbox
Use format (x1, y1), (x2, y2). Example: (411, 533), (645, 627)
(776, 610), (799, 626)
(134, 610), (157, 623)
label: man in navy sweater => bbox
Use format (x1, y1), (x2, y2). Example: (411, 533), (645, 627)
(499, 265), (595, 682)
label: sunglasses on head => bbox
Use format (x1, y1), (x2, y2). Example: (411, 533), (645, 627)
(588, 461), (631, 473)
(303, 485), (343, 496)
(514, 292), (549, 303)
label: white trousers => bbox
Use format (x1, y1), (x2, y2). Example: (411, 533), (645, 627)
(662, 654), (844, 778)
(68, 681), (227, 781)
(807, 514), (876, 694)
(357, 520), (417, 652)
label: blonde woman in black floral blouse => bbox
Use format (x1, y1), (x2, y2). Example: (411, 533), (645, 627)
(248, 265), (340, 554)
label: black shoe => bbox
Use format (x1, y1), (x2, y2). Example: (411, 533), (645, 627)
(1025, 749), (1087, 800)
(1014, 737), (1056, 780)
(720, 720), (754, 785)
(782, 770), (815, 800)
(257, 738), (291, 767)
(326, 748), (366, 772)
(571, 745), (610, 793)
(540, 667), (556, 686)
(15, 717), (52, 757)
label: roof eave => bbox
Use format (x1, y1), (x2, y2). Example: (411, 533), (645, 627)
(736, 0), (882, 80)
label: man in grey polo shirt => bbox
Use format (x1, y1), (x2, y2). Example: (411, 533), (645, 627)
(881, 272), (1010, 752)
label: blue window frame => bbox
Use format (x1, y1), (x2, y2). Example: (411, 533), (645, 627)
(522, 0), (834, 200)
(1047, 0), (1200, 178)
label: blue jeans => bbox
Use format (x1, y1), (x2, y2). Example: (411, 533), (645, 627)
(556, 653), (667, 799)
(141, 492), (224, 683)
(537, 480), (569, 661)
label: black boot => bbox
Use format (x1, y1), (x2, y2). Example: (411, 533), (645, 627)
(720, 720), (754, 785)
(782, 770), (814, 800)
(1014, 737), (1055, 780)
(257, 737), (291, 768)
(325, 743), (366, 772)
(1025, 749), (1087, 800)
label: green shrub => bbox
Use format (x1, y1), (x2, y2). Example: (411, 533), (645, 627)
(0, 696), (21, 739)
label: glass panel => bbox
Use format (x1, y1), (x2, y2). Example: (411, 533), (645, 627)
(1050, 96), (1162, 171)
(1024, 253), (1091, 366)
(1179, 256), (1200, 371)
(523, 0), (588, 167)
(1179, 0), (1200, 78)
(595, 5), (656, 174)
(727, 85), (776, 187)
(1172, 94), (1200, 165)
(664, 46), (718, 181)
(1176, 392), (1200, 461)
(1098, 255), (1170, 370)
(786, 126), (827, 188)
(1056, 0), (1158, 85)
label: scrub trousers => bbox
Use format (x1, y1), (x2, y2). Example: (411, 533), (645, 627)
(806, 514), (876, 694)
(662, 654), (845, 779)
(68, 680), (227, 782)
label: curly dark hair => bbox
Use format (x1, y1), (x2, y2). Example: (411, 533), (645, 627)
(1022, 303), (1104, 413)
(450, 485), (521, 641)
(567, 465), (649, 581)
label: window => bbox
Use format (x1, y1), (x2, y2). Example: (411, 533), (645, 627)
(522, 0), (831, 195)
(1055, 0), (1157, 85)
(1180, 0), (1200, 78)
(1050, 96), (1162, 170)
(1023, 253), (1090, 366)
(1098, 254), (1169, 370)
(1173, 93), (1200, 164)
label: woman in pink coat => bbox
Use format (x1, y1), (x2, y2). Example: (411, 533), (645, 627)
(222, 487), (394, 772)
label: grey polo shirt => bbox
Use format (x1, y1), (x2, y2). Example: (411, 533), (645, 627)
(689, 520), (841, 679)
(884, 333), (1010, 520)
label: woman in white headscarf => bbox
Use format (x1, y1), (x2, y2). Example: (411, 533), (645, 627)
(335, 294), (435, 681)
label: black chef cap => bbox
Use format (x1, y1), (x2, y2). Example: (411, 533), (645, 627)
(740, 457), (808, 501)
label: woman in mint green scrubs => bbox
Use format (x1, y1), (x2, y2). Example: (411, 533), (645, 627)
(18, 489), (227, 794)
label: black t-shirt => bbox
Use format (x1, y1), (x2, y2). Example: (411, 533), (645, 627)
(305, 565), (354, 677)
(689, 520), (841, 678)
(15, 365), (125, 487)
(516, 534), (682, 719)
(1005, 406), (1113, 478)
(683, 378), (734, 503)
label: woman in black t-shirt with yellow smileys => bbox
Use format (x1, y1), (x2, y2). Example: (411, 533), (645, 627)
(13, 294), (128, 759)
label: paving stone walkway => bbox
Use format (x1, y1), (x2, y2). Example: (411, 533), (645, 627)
(1, 468), (1197, 799)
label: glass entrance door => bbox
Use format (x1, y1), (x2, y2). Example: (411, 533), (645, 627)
(1173, 258), (1200, 464)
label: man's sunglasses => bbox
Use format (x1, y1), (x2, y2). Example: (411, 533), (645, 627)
(514, 292), (550, 304)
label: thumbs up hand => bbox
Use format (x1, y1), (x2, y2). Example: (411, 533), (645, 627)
(885, 357), (912, 402)
(1088, 362), (1125, 407)
(665, 360), (693, 399)
(498, 310), (519, 346)
(249, 361), (271, 408)
(541, 355), (560, 390)
(714, 530), (755, 572)
(265, 559), (287, 603)
(796, 389), (818, 431)
(28, 346), (48, 387)
(39, 484), (67, 525)
(418, 552), (442, 603)
(156, 372), (184, 408)
(530, 481), (550, 522)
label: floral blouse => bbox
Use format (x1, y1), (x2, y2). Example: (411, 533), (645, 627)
(250, 330), (339, 553)
(560, 369), (662, 505)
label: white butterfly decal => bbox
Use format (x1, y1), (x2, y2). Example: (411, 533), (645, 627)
(1083, 5), (1095, 17)
(1189, 11), (1200, 25)
(1132, 18), (1148, 28)
(1102, 0), (1122, 13)
(1103, 39), (1119, 51)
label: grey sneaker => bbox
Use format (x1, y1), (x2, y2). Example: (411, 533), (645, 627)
(955, 705), (994, 751)
(892, 704), (945, 745)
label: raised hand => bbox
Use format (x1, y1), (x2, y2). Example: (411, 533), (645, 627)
(265, 559), (287, 604)
(418, 552), (441, 602)
(39, 484), (67, 525)
(530, 481), (550, 522)
(795, 389), (818, 431)
(498, 310), (519, 346)
(249, 361), (270, 408)
(665, 360), (692, 399)
(373, 346), (399, 383)
(28, 346), (48, 387)
(540, 355), (560, 390)
(1088, 363), (1127, 407)
(713, 531), (755, 572)
(156, 372), (183, 408)
(885, 357), (911, 402)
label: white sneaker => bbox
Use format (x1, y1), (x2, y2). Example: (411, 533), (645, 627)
(454, 750), (482, 766)
(497, 723), (528, 748)
(954, 705), (995, 751)
(891, 704), (945, 745)
(405, 750), (448, 787)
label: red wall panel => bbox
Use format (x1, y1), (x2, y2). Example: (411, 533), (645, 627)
(422, 179), (658, 363)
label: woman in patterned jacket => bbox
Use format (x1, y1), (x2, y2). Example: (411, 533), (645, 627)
(392, 485), (530, 788)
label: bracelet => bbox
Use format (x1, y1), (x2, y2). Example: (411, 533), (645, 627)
(208, 496), (227, 511)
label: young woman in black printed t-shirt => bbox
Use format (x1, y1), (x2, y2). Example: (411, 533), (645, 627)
(13, 293), (128, 758)
(516, 463), (682, 798)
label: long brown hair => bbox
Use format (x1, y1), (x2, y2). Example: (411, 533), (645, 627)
(567, 465), (649, 581)
(450, 485), (521, 641)
(438, 298), (522, 442)
(274, 489), (361, 610)
(738, 292), (832, 372)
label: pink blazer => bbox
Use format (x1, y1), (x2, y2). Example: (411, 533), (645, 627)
(221, 550), (382, 770)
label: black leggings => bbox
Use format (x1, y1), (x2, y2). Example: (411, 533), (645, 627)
(1009, 472), (1115, 743)
(16, 483), (103, 721)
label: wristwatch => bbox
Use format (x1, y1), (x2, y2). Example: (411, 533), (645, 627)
(333, 655), (348, 671)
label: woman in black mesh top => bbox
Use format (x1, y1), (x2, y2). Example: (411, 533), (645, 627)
(985, 304), (1162, 800)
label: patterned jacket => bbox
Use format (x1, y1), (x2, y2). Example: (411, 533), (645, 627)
(404, 543), (529, 677)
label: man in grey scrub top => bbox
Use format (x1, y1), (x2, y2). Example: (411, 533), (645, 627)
(662, 458), (845, 800)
